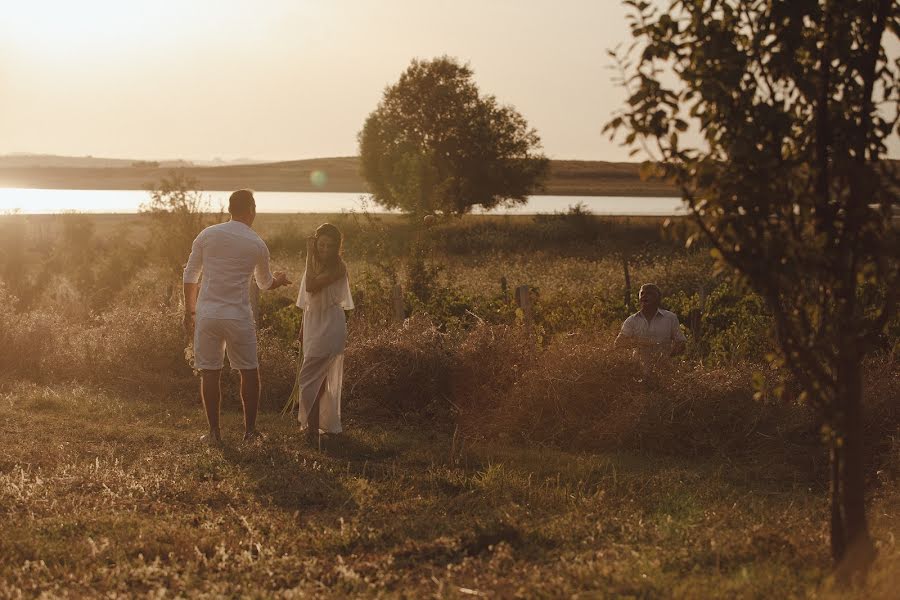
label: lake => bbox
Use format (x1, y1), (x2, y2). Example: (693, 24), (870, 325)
(0, 188), (686, 216)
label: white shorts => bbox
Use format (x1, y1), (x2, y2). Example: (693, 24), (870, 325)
(193, 318), (259, 371)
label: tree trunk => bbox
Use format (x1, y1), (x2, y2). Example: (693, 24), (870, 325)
(831, 352), (876, 585)
(829, 442), (845, 563)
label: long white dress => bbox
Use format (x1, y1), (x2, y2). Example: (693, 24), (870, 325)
(295, 268), (354, 433)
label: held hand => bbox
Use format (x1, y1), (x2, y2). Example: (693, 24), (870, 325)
(271, 271), (292, 289)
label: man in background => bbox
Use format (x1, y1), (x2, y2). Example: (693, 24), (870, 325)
(183, 189), (290, 445)
(615, 283), (686, 374)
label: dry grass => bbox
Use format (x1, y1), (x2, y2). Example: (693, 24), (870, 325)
(2, 212), (899, 596)
(1, 382), (898, 598)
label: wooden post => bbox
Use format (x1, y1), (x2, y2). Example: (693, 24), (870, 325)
(515, 285), (533, 334)
(622, 255), (633, 312)
(391, 283), (405, 323)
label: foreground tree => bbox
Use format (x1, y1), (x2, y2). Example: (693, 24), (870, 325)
(359, 56), (549, 215)
(606, 0), (898, 583)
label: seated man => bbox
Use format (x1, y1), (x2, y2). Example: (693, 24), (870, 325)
(614, 283), (686, 373)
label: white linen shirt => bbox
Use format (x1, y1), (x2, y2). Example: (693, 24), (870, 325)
(183, 220), (275, 321)
(619, 308), (687, 345)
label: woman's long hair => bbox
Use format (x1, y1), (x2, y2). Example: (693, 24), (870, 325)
(314, 223), (343, 268)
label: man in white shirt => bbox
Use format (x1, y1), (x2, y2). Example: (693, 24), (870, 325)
(183, 189), (290, 445)
(615, 283), (687, 373)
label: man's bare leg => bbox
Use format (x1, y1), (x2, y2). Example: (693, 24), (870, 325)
(239, 368), (260, 439)
(200, 369), (223, 442)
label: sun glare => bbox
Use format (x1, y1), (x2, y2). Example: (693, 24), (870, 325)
(1, 1), (225, 61)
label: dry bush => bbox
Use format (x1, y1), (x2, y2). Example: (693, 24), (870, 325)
(0, 287), (56, 388)
(450, 330), (898, 474)
(0, 300), (189, 393)
(449, 324), (538, 415)
(44, 304), (191, 390)
(343, 316), (455, 422)
(333, 318), (897, 470)
(459, 332), (659, 448)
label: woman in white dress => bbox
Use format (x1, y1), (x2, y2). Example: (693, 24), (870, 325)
(295, 223), (353, 446)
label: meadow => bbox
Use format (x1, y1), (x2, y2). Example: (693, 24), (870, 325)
(0, 209), (898, 597)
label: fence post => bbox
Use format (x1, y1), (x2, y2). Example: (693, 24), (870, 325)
(500, 275), (510, 303)
(391, 283), (405, 323)
(622, 255), (633, 312)
(515, 285), (533, 335)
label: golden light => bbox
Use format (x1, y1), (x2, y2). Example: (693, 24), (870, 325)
(0, 1), (228, 63)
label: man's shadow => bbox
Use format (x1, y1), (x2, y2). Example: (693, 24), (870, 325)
(218, 428), (394, 512)
(220, 440), (351, 511)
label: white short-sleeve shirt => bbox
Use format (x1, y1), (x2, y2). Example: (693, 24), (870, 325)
(620, 308), (687, 345)
(182, 220), (275, 322)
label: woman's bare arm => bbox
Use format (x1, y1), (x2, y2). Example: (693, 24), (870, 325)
(306, 260), (347, 294)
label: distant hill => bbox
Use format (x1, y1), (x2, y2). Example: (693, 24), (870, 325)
(0, 154), (200, 169)
(0, 155), (680, 197)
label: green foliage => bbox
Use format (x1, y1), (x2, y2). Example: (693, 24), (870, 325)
(359, 56), (550, 215)
(606, 0), (899, 574)
(606, 0), (899, 408)
(257, 293), (301, 343)
(699, 283), (771, 365)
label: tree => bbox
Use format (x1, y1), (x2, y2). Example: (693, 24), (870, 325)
(359, 56), (549, 215)
(605, 0), (898, 583)
(140, 172), (218, 275)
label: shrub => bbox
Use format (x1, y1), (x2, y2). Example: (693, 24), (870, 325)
(343, 316), (455, 422)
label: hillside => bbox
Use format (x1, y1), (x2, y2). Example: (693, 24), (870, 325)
(0, 157), (679, 197)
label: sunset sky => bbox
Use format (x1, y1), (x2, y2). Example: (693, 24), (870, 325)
(1, 0), (898, 163)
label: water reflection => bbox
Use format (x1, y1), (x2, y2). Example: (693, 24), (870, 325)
(0, 188), (685, 216)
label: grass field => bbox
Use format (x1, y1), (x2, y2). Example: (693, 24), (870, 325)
(3, 383), (898, 598)
(1, 211), (898, 597)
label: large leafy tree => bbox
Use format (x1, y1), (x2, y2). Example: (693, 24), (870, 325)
(359, 56), (549, 215)
(606, 0), (898, 582)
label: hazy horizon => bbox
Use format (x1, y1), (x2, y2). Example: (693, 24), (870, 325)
(1, 0), (639, 163)
(2, 1), (898, 163)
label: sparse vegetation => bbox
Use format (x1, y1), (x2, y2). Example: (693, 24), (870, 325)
(0, 209), (897, 597)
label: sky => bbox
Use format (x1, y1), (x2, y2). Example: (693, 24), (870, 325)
(0, 0), (897, 163)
